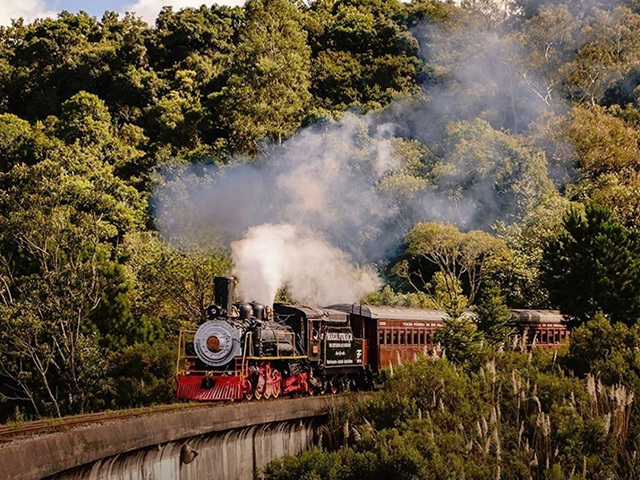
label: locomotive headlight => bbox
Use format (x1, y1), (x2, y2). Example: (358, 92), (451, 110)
(206, 335), (223, 352)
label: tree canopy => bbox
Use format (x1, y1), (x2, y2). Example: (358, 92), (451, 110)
(2, 0), (640, 424)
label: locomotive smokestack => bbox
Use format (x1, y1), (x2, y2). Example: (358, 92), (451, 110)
(214, 277), (234, 315)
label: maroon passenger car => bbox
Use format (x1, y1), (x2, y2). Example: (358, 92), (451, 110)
(329, 304), (569, 371)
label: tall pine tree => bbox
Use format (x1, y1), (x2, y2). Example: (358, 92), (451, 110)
(542, 202), (640, 326)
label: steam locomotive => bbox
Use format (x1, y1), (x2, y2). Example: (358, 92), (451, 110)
(176, 277), (370, 401)
(176, 277), (568, 401)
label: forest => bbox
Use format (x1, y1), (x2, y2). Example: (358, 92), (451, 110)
(2, 0), (640, 475)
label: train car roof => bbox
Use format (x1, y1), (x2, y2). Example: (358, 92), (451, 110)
(327, 304), (565, 324)
(510, 309), (565, 324)
(326, 303), (448, 322)
(273, 304), (348, 322)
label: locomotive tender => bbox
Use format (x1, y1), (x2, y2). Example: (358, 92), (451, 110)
(176, 277), (568, 401)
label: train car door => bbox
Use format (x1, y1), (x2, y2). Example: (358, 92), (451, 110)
(308, 318), (321, 361)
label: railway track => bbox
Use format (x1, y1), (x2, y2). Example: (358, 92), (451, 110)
(0, 392), (365, 443)
(0, 401), (229, 443)
(0, 389), (374, 445)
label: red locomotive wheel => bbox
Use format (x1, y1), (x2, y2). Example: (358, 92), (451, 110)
(271, 369), (282, 398)
(263, 370), (272, 399)
(329, 379), (338, 394)
(244, 379), (254, 401)
(255, 372), (266, 400)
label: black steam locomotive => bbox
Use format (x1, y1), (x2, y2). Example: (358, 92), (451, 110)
(176, 277), (369, 401)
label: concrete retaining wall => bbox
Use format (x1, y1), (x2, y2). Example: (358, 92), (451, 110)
(0, 394), (365, 480)
(48, 419), (317, 480)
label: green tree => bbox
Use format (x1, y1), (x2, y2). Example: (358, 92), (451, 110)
(120, 232), (232, 328)
(564, 314), (640, 388)
(568, 105), (640, 179)
(494, 194), (574, 308)
(474, 282), (515, 347)
(0, 12), (150, 120)
(306, 0), (421, 111)
(541, 202), (640, 326)
(145, 91), (203, 149)
(56, 91), (113, 146)
(435, 119), (554, 228)
(149, 5), (239, 75)
(434, 315), (486, 364)
(402, 221), (511, 305)
(0, 113), (51, 170)
(0, 134), (146, 418)
(212, 0), (312, 153)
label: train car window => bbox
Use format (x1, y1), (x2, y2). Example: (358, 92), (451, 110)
(392, 330), (398, 344)
(399, 331), (405, 345)
(407, 330), (412, 345)
(541, 330), (547, 344)
(386, 330), (392, 345)
(379, 331), (385, 345)
(419, 330), (425, 345)
(426, 332), (432, 345)
(555, 330), (560, 344)
(413, 331), (419, 345)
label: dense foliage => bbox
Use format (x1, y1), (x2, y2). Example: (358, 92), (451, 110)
(263, 330), (640, 480)
(2, 0), (640, 436)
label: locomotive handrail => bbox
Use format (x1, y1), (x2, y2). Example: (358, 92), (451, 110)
(176, 330), (196, 375)
(241, 331), (252, 374)
(239, 331), (305, 373)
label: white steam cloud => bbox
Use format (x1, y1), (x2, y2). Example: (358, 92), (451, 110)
(154, 13), (571, 306)
(155, 113), (404, 305)
(231, 224), (381, 306)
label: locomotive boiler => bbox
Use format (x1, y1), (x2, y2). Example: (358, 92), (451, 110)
(176, 277), (369, 401)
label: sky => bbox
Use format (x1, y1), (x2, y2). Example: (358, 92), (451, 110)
(0, 0), (246, 27)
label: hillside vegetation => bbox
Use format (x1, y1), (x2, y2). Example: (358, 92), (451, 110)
(2, 0), (640, 448)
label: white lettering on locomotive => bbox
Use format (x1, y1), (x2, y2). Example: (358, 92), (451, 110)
(326, 332), (353, 342)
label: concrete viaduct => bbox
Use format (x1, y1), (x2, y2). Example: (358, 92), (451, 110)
(0, 394), (365, 480)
